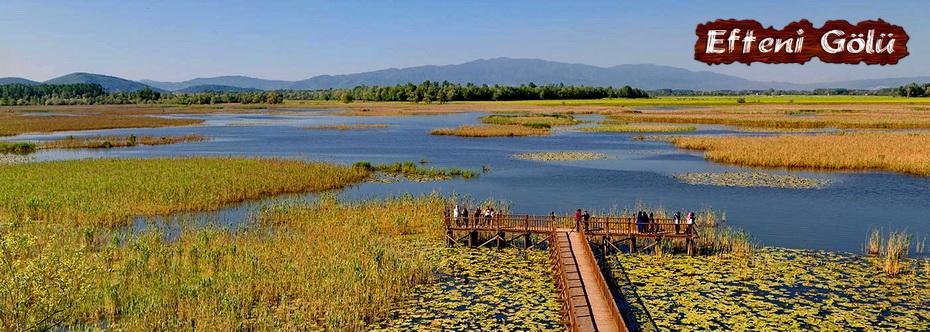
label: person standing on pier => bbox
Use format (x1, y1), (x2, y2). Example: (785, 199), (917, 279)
(453, 204), (460, 223)
(461, 206), (469, 227)
(474, 207), (482, 226)
(575, 209), (583, 231)
(582, 210), (590, 231)
(674, 211), (682, 234)
(686, 211), (695, 235)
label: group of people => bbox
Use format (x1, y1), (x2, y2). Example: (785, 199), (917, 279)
(634, 210), (696, 234)
(451, 204), (496, 226)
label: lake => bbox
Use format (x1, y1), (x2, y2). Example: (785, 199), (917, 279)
(8, 110), (930, 253)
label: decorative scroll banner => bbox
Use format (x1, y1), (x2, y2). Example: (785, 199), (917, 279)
(694, 19), (909, 65)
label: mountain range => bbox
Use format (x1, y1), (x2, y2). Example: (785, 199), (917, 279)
(3, 58), (929, 92)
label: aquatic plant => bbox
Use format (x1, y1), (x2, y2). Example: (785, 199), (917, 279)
(615, 247), (930, 330)
(882, 231), (911, 277)
(353, 161), (478, 180)
(513, 151), (611, 161)
(663, 133), (930, 176)
(373, 247), (561, 331)
(581, 124), (696, 133)
(674, 172), (830, 189)
(38, 134), (206, 150)
(303, 123), (390, 130)
(0, 158), (369, 226)
(866, 228), (882, 256)
(0, 142), (37, 154)
(430, 125), (549, 137)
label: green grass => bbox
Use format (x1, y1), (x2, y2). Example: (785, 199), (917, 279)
(0, 158), (370, 226)
(353, 161), (478, 179)
(0, 142), (37, 154)
(479, 113), (580, 127)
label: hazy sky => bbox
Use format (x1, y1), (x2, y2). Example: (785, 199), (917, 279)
(1, 0), (927, 83)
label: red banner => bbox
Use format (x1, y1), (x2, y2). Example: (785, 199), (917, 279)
(695, 19), (909, 65)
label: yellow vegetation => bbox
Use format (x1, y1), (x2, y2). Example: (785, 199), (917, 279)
(39, 134), (206, 149)
(665, 133), (930, 176)
(303, 123), (390, 130)
(0, 114), (202, 136)
(582, 124), (696, 133)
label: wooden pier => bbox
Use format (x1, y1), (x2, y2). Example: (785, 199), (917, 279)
(444, 213), (700, 331)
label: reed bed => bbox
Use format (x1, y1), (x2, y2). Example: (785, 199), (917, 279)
(0, 158), (369, 226)
(0, 142), (36, 154)
(664, 132), (930, 176)
(513, 151), (611, 161)
(303, 123), (390, 130)
(581, 124), (696, 133)
(609, 105), (930, 129)
(0, 114), (202, 136)
(353, 161), (478, 180)
(430, 124), (549, 137)
(38, 134), (206, 150)
(2, 195), (447, 331)
(864, 229), (916, 277)
(479, 114), (580, 128)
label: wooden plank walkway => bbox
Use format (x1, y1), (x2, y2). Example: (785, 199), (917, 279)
(444, 212), (702, 331)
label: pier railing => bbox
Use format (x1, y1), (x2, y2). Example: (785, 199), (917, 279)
(445, 214), (696, 237)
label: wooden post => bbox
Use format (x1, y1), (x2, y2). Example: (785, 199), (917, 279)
(524, 215), (531, 249)
(630, 236), (637, 253)
(468, 230), (478, 248)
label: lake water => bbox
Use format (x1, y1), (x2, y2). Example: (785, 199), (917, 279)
(8, 110), (930, 253)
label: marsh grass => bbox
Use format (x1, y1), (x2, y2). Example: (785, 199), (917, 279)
(303, 123), (390, 130)
(0, 142), (37, 154)
(664, 133), (930, 176)
(0, 114), (202, 136)
(882, 232), (911, 277)
(2, 195), (447, 331)
(479, 113), (580, 127)
(866, 229), (882, 256)
(0, 158), (369, 226)
(39, 134), (206, 150)
(430, 125), (549, 137)
(353, 161), (478, 180)
(581, 123), (696, 133)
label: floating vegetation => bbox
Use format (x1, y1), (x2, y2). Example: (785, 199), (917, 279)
(373, 247), (562, 331)
(733, 126), (830, 133)
(0, 154), (34, 165)
(664, 133), (930, 176)
(513, 151), (612, 161)
(354, 161), (478, 181)
(431, 124), (550, 137)
(480, 113), (580, 128)
(39, 134), (206, 150)
(0, 142), (37, 154)
(0, 158), (369, 226)
(303, 123), (390, 130)
(674, 172), (830, 189)
(582, 123), (696, 133)
(614, 247), (930, 330)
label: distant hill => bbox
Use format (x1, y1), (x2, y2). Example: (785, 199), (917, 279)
(7, 58), (930, 92)
(142, 75), (293, 91)
(44, 72), (153, 92)
(0, 77), (40, 85)
(289, 58), (799, 91)
(176, 84), (261, 93)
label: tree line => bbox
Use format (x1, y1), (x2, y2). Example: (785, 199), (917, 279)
(0, 83), (283, 106)
(897, 83), (930, 97)
(281, 81), (649, 103)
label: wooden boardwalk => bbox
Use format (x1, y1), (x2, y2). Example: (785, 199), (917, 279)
(444, 213), (698, 331)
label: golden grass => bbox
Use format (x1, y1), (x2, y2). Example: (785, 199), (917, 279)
(39, 134), (206, 150)
(0, 158), (369, 226)
(0, 113), (203, 136)
(303, 123), (390, 130)
(582, 124), (696, 133)
(430, 124), (549, 137)
(883, 232), (911, 277)
(610, 104), (930, 130)
(664, 133), (930, 176)
(2, 195), (445, 330)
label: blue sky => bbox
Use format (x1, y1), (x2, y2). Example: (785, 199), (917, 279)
(1, 0), (927, 83)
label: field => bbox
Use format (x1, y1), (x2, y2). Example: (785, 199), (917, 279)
(430, 124), (550, 137)
(0, 158), (369, 226)
(663, 133), (930, 176)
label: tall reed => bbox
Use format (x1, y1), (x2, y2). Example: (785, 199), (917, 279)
(866, 229), (882, 256)
(882, 231), (911, 277)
